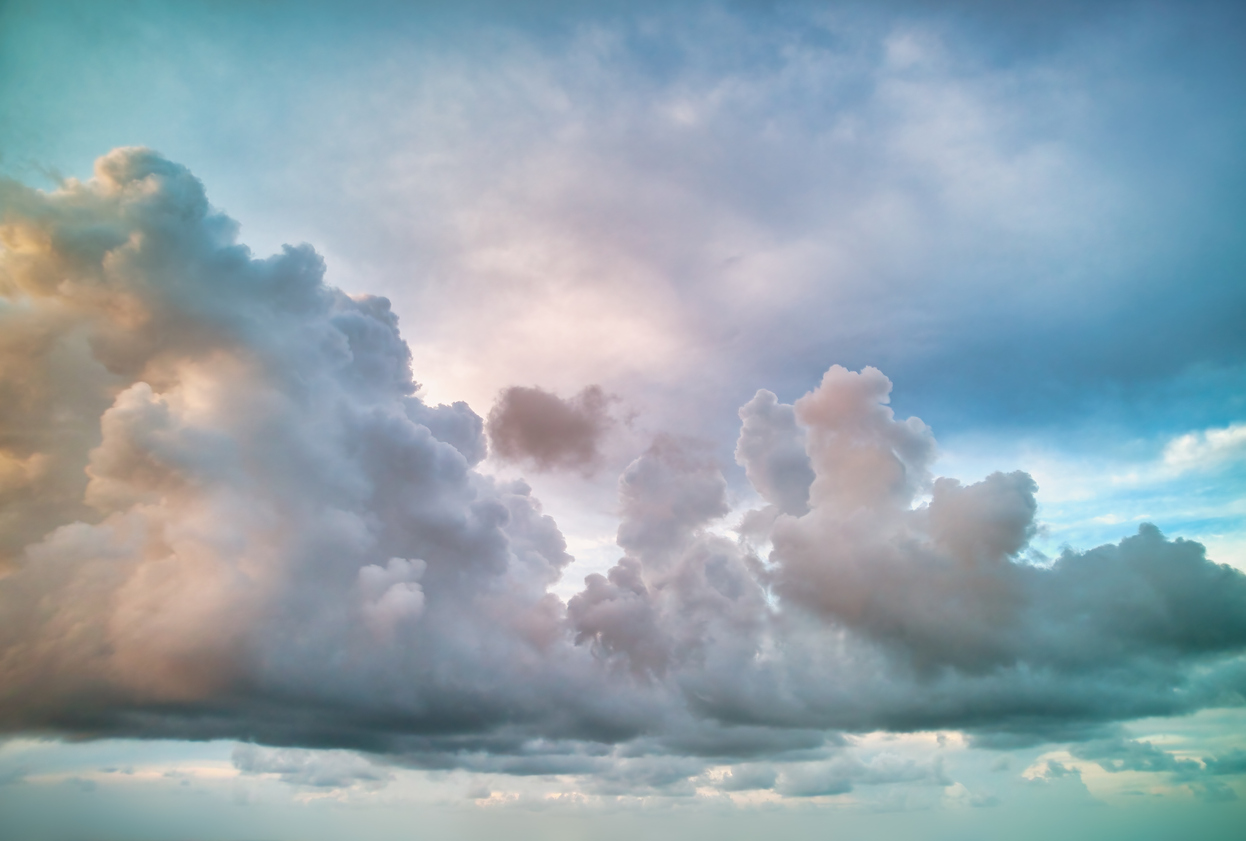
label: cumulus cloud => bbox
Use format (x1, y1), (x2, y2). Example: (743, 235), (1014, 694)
(487, 385), (614, 472)
(1, 150), (1245, 793)
(717, 764), (778, 792)
(358, 558), (427, 640)
(0, 149), (606, 754)
(565, 365), (1246, 743)
(735, 389), (814, 517)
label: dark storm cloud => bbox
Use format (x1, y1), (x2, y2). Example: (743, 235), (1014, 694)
(487, 385), (614, 472)
(1, 151), (1245, 792)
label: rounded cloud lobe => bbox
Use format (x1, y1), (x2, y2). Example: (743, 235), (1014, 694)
(487, 384), (613, 472)
(1, 150), (1245, 791)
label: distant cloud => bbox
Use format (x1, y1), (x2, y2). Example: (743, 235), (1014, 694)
(233, 744), (393, 790)
(717, 764), (777, 792)
(1, 150), (1244, 792)
(487, 385), (614, 472)
(1050, 736), (1246, 801)
(1164, 423), (1246, 472)
(735, 390), (814, 516)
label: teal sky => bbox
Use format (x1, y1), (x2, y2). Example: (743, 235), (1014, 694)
(1, 1), (1245, 839)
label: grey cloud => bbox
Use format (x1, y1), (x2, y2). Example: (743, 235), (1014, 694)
(769, 366), (1246, 676)
(615, 436), (730, 561)
(2, 151), (1245, 791)
(649, 723), (834, 762)
(1037, 760), (1078, 780)
(1069, 737), (1203, 779)
(570, 437), (766, 683)
(1070, 738), (1246, 790)
(776, 754), (947, 798)
(1058, 737), (1246, 801)
(233, 744), (393, 789)
(735, 389), (814, 516)
(487, 385), (613, 472)
(568, 557), (671, 677)
(717, 764), (777, 792)
(566, 362), (1246, 745)
(583, 754), (707, 797)
(1204, 749), (1246, 776)
(409, 399), (487, 466)
(0, 149), (630, 758)
(966, 723), (1124, 751)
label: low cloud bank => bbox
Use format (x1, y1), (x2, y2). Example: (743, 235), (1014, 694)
(1, 151), (1244, 792)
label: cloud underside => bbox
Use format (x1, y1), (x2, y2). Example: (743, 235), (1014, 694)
(1, 150), (1244, 784)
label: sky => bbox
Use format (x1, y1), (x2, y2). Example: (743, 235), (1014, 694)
(1, 1), (1245, 839)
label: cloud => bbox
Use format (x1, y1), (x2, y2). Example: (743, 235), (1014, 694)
(1056, 736), (1246, 801)
(1164, 423), (1246, 473)
(1205, 749), (1246, 776)
(483, 386), (615, 473)
(1068, 737), (1246, 784)
(1069, 737), (1203, 778)
(233, 744), (393, 790)
(1, 150), (1245, 791)
(775, 753), (948, 798)
(8, 0), (1245, 467)
(358, 557), (427, 641)
(0, 148), (607, 755)
(568, 364), (1246, 743)
(769, 366), (1246, 677)
(717, 764), (777, 792)
(487, 385), (614, 472)
(735, 389), (814, 517)
(616, 436), (730, 561)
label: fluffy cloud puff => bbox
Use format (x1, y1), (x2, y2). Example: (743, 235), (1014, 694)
(771, 366), (1246, 676)
(1, 151), (1244, 789)
(487, 385), (613, 472)
(0, 149), (630, 756)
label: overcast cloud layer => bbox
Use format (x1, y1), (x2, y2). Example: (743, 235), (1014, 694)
(2, 151), (1245, 794)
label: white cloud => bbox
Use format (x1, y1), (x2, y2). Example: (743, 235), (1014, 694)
(1164, 423), (1246, 473)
